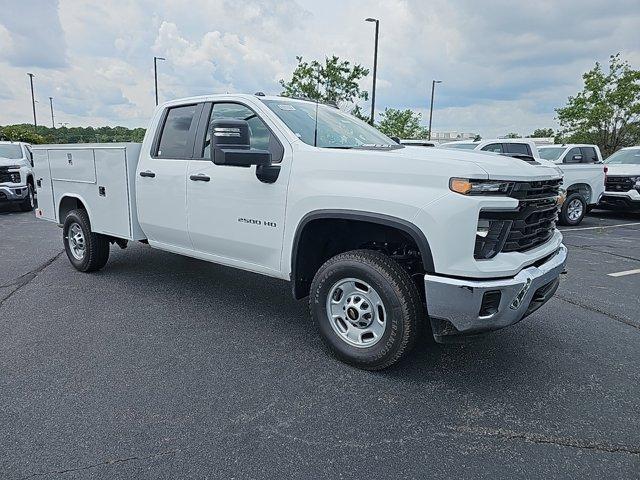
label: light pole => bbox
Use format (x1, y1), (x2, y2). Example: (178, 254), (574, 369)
(49, 97), (55, 128)
(27, 73), (37, 132)
(428, 80), (442, 141)
(365, 18), (379, 125)
(154, 56), (165, 106)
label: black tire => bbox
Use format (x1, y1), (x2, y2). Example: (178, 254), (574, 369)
(310, 249), (422, 370)
(63, 209), (110, 272)
(559, 193), (586, 226)
(19, 184), (35, 212)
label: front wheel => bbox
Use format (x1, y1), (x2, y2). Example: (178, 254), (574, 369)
(63, 209), (110, 272)
(310, 250), (422, 370)
(559, 193), (586, 226)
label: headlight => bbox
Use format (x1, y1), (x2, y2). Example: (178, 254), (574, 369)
(450, 178), (514, 195)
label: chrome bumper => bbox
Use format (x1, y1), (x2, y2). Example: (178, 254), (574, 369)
(0, 185), (29, 202)
(425, 244), (567, 341)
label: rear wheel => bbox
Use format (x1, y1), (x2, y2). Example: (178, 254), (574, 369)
(310, 250), (422, 370)
(19, 184), (35, 212)
(559, 193), (586, 226)
(63, 209), (110, 272)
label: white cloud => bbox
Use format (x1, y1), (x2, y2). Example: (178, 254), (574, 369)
(0, 0), (638, 136)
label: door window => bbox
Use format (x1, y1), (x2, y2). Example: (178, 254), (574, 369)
(156, 104), (200, 159)
(504, 143), (532, 155)
(202, 103), (284, 163)
(563, 147), (582, 164)
(580, 147), (598, 163)
(481, 143), (503, 153)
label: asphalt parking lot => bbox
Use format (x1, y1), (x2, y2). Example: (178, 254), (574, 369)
(1, 205), (639, 479)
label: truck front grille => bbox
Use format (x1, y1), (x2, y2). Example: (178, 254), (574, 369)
(474, 179), (560, 259)
(0, 167), (20, 183)
(605, 176), (634, 192)
(501, 205), (558, 252)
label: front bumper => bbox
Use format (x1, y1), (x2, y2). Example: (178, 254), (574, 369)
(424, 244), (567, 342)
(599, 191), (640, 210)
(0, 185), (29, 203)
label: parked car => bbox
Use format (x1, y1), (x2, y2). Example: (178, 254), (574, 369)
(0, 141), (36, 211)
(599, 146), (640, 211)
(33, 94), (567, 370)
(441, 139), (605, 225)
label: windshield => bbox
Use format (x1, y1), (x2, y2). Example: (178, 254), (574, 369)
(261, 99), (399, 149)
(0, 144), (23, 159)
(538, 147), (565, 161)
(441, 143), (477, 150)
(605, 148), (640, 165)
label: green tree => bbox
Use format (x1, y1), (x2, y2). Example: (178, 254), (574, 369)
(280, 55), (369, 118)
(505, 132), (521, 138)
(376, 108), (428, 139)
(528, 128), (555, 138)
(0, 125), (47, 144)
(556, 53), (640, 156)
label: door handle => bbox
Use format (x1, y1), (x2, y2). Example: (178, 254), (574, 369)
(140, 170), (156, 178)
(190, 174), (211, 182)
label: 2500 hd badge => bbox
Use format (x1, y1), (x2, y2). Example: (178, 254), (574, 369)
(237, 217), (277, 228)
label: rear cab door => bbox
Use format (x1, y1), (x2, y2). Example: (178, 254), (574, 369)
(136, 102), (204, 250)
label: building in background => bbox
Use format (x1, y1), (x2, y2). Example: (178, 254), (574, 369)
(430, 131), (478, 142)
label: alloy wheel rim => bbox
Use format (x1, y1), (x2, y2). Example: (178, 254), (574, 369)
(567, 199), (583, 221)
(67, 223), (86, 260)
(326, 278), (386, 348)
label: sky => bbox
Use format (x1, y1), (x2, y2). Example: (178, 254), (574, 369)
(0, 0), (639, 137)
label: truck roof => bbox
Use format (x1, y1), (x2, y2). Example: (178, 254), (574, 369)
(158, 93), (323, 109)
(539, 144), (599, 149)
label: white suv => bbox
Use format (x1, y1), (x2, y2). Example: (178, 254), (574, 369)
(0, 141), (36, 212)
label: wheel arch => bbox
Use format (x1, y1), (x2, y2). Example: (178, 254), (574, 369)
(58, 194), (92, 225)
(565, 183), (593, 204)
(290, 209), (435, 299)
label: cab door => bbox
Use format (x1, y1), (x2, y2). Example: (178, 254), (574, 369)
(136, 103), (203, 250)
(186, 101), (290, 275)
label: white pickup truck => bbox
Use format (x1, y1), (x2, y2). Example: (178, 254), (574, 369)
(538, 144), (606, 223)
(442, 139), (605, 225)
(33, 94), (567, 370)
(0, 141), (36, 211)
(600, 146), (640, 211)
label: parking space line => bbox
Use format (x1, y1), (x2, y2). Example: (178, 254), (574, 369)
(607, 268), (640, 278)
(560, 222), (640, 232)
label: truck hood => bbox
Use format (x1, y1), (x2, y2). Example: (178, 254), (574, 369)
(0, 157), (26, 168)
(605, 164), (640, 176)
(394, 146), (561, 181)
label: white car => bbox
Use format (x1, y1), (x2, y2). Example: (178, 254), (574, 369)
(33, 94), (567, 370)
(599, 146), (640, 210)
(442, 139), (605, 225)
(0, 141), (36, 211)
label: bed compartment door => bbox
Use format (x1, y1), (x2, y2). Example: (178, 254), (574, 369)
(93, 148), (132, 238)
(32, 149), (55, 221)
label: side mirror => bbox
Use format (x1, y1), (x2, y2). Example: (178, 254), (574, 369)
(566, 154), (583, 164)
(209, 119), (271, 167)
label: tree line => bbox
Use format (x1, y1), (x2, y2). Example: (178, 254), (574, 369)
(0, 124), (146, 145)
(2, 53), (638, 157)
